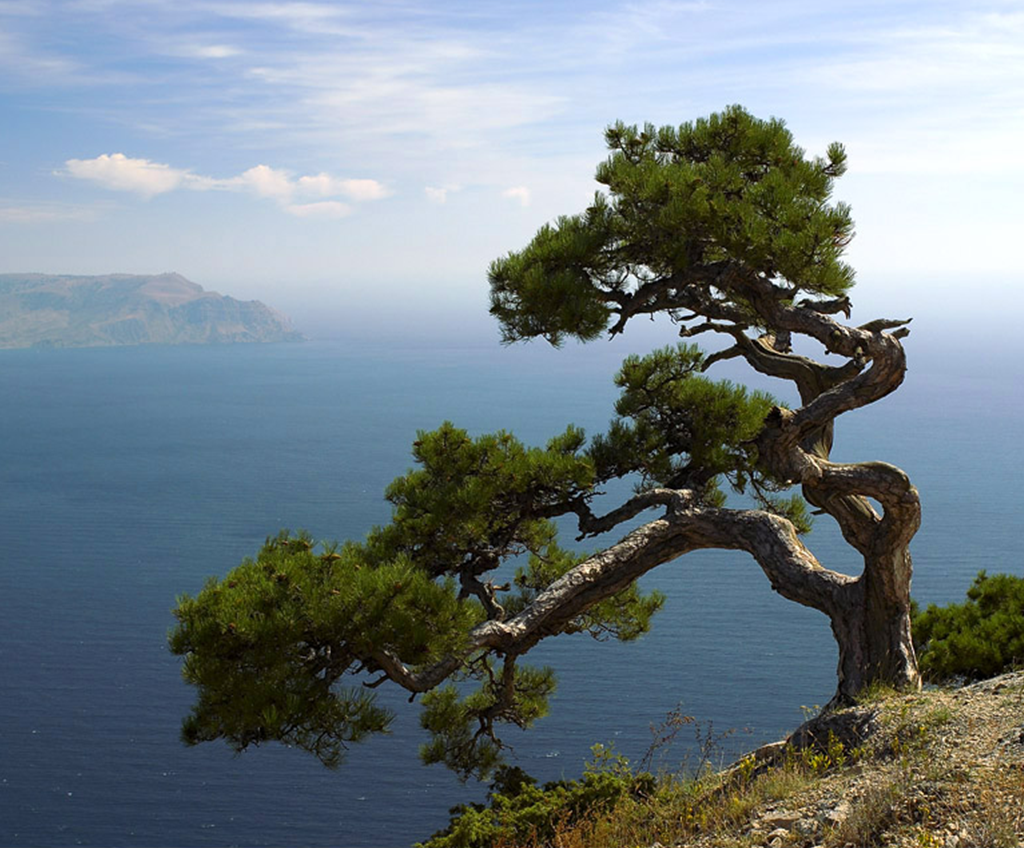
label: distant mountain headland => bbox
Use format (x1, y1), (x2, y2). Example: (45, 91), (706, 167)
(0, 272), (304, 349)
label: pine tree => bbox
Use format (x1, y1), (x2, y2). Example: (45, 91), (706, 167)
(171, 106), (921, 780)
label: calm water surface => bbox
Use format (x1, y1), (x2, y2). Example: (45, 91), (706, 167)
(1, 337), (1020, 846)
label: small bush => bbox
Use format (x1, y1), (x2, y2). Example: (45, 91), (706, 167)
(418, 746), (655, 848)
(912, 571), (1024, 682)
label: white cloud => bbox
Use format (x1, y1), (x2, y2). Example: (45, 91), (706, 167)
(334, 178), (389, 201)
(0, 1), (44, 16)
(206, 2), (355, 30)
(9, 0), (1024, 284)
(295, 172), (340, 198)
(424, 186), (449, 204)
(790, 10), (1024, 178)
(424, 184), (463, 204)
(184, 44), (242, 59)
(63, 153), (191, 197)
(0, 28), (83, 82)
(0, 203), (99, 223)
(296, 173), (389, 200)
(284, 200), (351, 218)
(61, 155), (387, 216)
(236, 164), (295, 201)
(502, 186), (530, 207)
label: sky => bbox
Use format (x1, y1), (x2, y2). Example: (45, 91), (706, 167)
(1, 0), (1023, 341)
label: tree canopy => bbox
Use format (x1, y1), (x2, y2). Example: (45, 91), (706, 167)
(171, 105), (921, 781)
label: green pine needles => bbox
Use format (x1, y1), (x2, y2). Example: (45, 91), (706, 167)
(913, 572), (1024, 682)
(170, 344), (804, 777)
(593, 344), (770, 495)
(171, 105), (870, 784)
(489, 105), (854, 346)
(170, 531), (476, 768)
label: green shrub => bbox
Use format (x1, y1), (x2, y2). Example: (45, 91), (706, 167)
(912, 571), (1024, 682)
(418, 746), (655, 848)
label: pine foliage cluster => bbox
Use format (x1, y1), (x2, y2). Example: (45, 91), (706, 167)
(170, 105), (839, 780)
(170, 531), (477, 767)
(913, 571), (1024, 682)
(170, 339), (801, 776)
(591, 343), (773, 499)
(489, 105), (853, 346)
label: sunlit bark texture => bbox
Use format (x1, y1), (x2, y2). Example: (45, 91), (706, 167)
(171, 106), (921, 780)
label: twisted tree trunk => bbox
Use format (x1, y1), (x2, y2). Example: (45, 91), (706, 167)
(742, 296), (922, 704)
(374, 285), (923, 709)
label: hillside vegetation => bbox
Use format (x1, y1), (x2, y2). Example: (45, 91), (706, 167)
(0, 272), (303, 348)
(422, 573), (1024, 848)
(421, 672), (1024, 848)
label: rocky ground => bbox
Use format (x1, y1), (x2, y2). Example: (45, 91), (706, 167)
(688, 670), (1024, 848)
(420, 671), (1024, 848)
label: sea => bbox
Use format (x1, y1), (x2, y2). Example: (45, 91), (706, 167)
(1, 329), (1021, 847)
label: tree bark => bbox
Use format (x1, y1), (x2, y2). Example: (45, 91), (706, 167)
(378, 279), (924, 708)
(743, 308), (922, 704)
(673, 277), (924, 704)
(829, 555), (920, 704)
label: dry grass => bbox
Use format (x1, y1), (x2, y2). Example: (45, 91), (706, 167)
(448, 677), (1024, 848)
(821, 779), (902, 847)
(483, 751), (824, 848)
(484, 755), (1023, 848)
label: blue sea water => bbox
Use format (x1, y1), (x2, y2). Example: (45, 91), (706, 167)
(1, 335), (1021, 847)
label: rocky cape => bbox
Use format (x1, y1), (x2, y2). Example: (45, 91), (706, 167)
(0, 272), (304, 349)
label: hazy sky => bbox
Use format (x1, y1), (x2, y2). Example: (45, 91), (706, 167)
(2, 0), (1022, 337)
